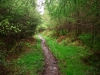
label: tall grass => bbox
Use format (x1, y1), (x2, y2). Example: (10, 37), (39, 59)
(43, 36), (93, 75)
(8, 37), (44, 75)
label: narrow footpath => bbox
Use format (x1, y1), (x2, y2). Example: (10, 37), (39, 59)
(38, 35), (59, 75)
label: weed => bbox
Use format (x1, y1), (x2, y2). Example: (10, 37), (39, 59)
(7, 37), (44, 75)
(43, 36), (93, 75)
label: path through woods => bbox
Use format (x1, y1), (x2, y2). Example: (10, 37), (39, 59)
(38, 35), (59, 75)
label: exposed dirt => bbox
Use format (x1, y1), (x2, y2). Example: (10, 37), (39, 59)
(38, 35), (59, 75)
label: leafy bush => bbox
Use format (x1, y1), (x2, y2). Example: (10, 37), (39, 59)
(0, 19), (21, 35)
(78, 33), (100, 51)
(0, 0), (41, 74)
(78, 33), (92, 47)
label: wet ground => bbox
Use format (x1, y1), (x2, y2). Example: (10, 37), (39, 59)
(38, 35), (59, 75)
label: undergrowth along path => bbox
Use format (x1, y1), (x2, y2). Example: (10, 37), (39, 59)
(38, 35), (59, 75)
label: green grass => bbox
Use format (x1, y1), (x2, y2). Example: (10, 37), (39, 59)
(9, 37), (44, 75)
(43, 36), (93, 75)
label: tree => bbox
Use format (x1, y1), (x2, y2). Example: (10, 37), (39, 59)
(0, 0), (41, 74)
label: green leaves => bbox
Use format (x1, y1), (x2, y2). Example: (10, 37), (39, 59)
(0, 19), (21, 35)
(0, 0), (41, 74)
(0, 0), (41, 37)
(45, 0), (100, 21)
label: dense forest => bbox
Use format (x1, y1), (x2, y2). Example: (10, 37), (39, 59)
(44, 0), (100, 52)
(40, 0), (100, 74)
(0, 0), (100, 75)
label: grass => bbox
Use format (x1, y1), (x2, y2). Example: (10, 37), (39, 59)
(43, 35), (93, 75)
(8, 37), (44, 75)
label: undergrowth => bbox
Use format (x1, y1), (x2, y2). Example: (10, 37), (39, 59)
(42, 33), (94, 75)
(6, 37), (44, 75)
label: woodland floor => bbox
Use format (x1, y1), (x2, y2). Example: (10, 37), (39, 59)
(38, 35), (60, 75)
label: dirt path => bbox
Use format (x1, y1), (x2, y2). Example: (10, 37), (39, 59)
(38, 35), (59, 75)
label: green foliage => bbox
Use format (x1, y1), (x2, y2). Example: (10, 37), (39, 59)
(45, 0), (100, 55)
(0, 38), (44, 75)
(42, 0), (100, 74)
(12, 41), (44, 75)
(78, 33), (100, 51)
(0, 0), (41, 50)
(0, 0), (41, 38)
(45, 0), (100, 19)
(0, 0), (41, 74)
(78, 33), (92, 47)
(43, 35), (92, 75)
(45, 0), (100, 36)
(0, 19), (21, 35)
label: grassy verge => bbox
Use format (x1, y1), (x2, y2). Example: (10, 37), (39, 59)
(43, 35), (93, 75)
(7, 37), (44, 75)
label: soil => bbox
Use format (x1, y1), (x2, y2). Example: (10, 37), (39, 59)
(38, 35), (59, 75)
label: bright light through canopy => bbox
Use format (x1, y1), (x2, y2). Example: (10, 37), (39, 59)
(37, 0), (45, 15)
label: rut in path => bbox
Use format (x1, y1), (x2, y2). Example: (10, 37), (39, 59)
(38, 35), (59, 75)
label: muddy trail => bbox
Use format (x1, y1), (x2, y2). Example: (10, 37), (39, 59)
(38, 35), (59, 75)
